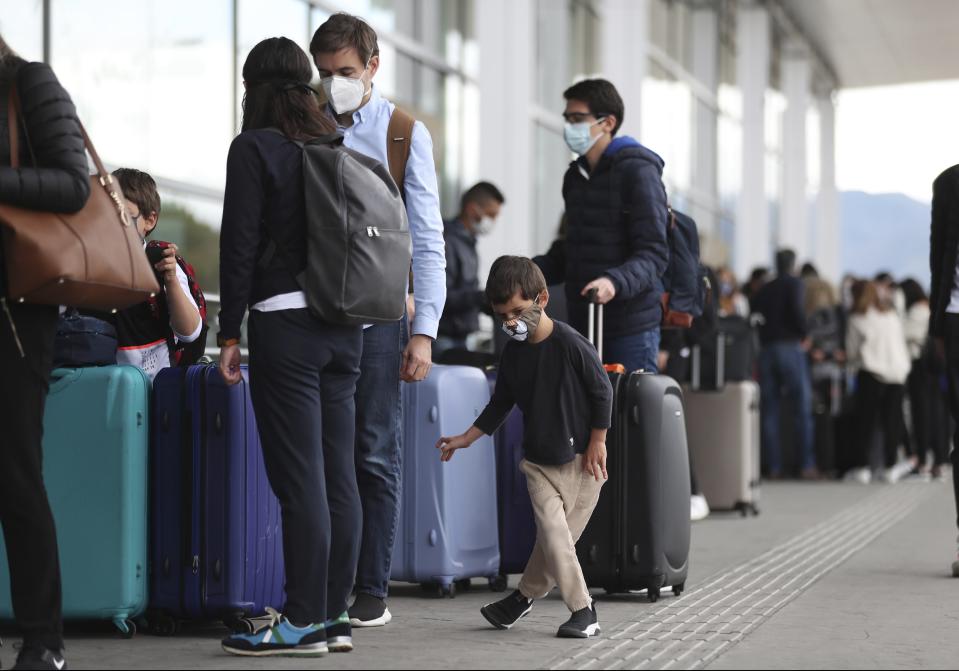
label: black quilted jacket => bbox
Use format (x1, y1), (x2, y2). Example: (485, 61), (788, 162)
(0, 59), (90, 294)
(535, 136), (669, 339)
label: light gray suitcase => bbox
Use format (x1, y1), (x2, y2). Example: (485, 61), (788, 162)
(685, 381), (760, 515)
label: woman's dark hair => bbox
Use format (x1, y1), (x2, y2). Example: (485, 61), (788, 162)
(241, 37), (336, 140)
(486, 256), (547, 306)
(900, 278), (928, 310)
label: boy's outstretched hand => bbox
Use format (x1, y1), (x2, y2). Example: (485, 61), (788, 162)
(584, 438), (608, 482)
(436, 426), (485, 462)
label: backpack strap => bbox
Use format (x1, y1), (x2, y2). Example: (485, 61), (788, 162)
(386, 107), (415, 200)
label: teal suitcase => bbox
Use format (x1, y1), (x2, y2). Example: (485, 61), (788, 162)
(0, 366), (150, 636)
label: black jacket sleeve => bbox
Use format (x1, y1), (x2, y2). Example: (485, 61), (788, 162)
(604, 158), (669, 299)
(569, 336), (613, 430)
(534, 237), (567, 286)
(929, 179), (955, 337)
(219, 133), (265, 341)
(0, 62), (90, 213)
(790, 279), (808, 339)
(443, 237), (482, 315)
(474, 361), (517, 435)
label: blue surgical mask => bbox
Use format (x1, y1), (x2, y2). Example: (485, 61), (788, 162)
(564, 117), (606, 155)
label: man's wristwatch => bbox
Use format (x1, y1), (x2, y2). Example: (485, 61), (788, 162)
(217, 333), (240, 348)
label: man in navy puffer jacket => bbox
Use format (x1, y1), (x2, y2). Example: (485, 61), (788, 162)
(535, 79), (669, 373)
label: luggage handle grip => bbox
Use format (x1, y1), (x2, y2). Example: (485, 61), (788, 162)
(48, 368), (83, 393)
(586, 289), (603, 361)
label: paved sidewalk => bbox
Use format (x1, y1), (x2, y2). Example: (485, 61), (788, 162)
(0, 480), (955, 669)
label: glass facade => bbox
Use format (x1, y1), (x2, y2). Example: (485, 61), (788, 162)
(4, 0), (477, 297)
(1, 0), (834, 299)
(531, 0), (598, 252)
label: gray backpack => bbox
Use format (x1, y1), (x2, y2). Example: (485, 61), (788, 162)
(267, 131), (412, 325)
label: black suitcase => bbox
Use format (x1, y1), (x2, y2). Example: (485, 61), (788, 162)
(575, 301), (691, 602)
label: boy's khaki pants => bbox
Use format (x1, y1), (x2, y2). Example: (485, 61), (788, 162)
(517, 455), (605, 612)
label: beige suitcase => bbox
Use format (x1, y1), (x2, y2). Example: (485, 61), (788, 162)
(685, 381), (761, 516)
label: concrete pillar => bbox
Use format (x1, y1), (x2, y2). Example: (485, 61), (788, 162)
(475, 0), (534, 278)
(599, 0), (648, 138)
(815, 92), (840, 284)
(780, 40), (811, 259)
(735, 0), (771, 279)
(691, 4), (719, 237)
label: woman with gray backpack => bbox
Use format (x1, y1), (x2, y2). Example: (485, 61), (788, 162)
(217, 36), (409, 658)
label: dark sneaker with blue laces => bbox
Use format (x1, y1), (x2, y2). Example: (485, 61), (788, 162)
(556, 602), (601, 638)
(325, 612), (353, 652)
(481, 590), (534, 630)
(221, 608), (327, 657)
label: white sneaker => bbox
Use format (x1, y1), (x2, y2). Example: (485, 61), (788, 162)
(878, 461), (913, 485)
(843, 467), (872, 485)
(690, 494), (710, 521)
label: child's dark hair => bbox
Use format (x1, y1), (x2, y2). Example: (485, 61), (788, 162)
(486, 256), (547, 306)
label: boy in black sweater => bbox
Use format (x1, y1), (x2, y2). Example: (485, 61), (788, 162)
(437, 256), (613, 638)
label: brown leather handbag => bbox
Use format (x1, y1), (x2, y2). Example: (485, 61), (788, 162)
(0, 81), (159, 311)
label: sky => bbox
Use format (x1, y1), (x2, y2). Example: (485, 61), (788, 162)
(836, 80), (959, 204)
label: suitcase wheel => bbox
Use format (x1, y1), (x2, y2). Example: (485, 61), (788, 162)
(489, 575), (509, 593)
(224, 616), (256, 634)
(455, 578), (472, 593)
(114, 617), (136, 639)
(147, 611), (179, 637)
(751, 504), (760, 516)
(672, 582), (685, 597)
(422, 582), (457, 598)
(647, 587), (660, 603)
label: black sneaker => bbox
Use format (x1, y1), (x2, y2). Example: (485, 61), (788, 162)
(325, 612), (353, 652)
(481, 590), (534, 630)
(13, 645), (68, 670)
(348, 593), (392, 627)
(557, 603), (601, 638)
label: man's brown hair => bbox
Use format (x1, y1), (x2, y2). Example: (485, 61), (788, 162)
(486, 256), (547, 307)
(310, 13), (379, 63)
(113, 168), (160, 217)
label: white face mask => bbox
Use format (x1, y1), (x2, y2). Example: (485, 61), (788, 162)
(321, 67), (370, 115)
(473, 216), (496, 236)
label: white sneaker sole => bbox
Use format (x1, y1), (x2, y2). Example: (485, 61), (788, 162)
(481, 603), (533, 629)
(557, 622), (601, 638)
(328, 636), (354, 653)
(222, 642), (329, 657)
(350, 608), (392, 628)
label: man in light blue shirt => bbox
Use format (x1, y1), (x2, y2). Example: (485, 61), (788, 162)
(312, 13), (447, 629)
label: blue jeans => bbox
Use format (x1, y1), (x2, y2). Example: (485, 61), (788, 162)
(604, 328), (661, 374)
(758, 342), (816, 474)
(354, 320), (408, 599)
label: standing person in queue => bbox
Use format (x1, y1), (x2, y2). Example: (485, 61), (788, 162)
(928, 164), (959, 577)
(534, 78), (669, 373)
(0, 34), (90, 671)
(218, 37), (363, 657)
(311, 13), (447, 628)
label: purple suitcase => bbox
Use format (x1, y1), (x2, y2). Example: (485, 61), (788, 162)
(487, 372), (536, 589)
(149, 364), (284, 634)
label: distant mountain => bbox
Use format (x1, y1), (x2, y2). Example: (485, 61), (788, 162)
(841, 191), (931, 285)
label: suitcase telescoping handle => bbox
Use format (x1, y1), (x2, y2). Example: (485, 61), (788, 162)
(691, 331), (726, 391)
(586, 288), (604, 361)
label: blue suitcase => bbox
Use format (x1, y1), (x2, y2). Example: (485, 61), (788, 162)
(148, 364), (284, 634)
(0, 366), (150, 636)
(392, 365), (501, 596)
(486, 372), (536, 590)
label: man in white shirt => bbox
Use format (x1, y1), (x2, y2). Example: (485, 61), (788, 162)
(311, 13), (447, 626)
